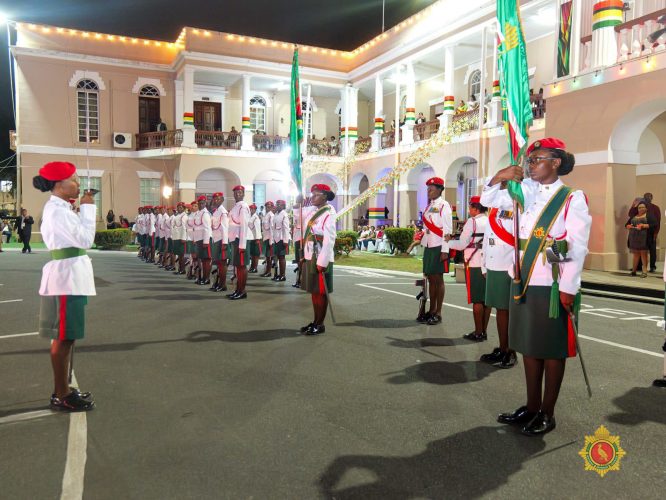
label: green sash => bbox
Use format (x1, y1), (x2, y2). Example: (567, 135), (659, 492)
(303, 205), (332, 242)
(50, 247), (87, 260)
(514, 186), (572, 305)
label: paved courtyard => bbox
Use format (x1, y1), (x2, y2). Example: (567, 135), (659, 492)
(1, 250), (665, 498)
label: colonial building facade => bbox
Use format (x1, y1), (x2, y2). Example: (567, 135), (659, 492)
(11, 0), (666, 270)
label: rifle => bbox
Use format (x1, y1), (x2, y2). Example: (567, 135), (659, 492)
(415, 277), (428, 322)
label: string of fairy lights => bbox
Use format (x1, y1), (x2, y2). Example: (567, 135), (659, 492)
(14, 0), (445, 59)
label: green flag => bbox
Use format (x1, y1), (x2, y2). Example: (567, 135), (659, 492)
(497, 0), (532, 209)
(289, 49), (304, 193)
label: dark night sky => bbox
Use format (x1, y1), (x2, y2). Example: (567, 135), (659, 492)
(0, 0), (437, 180)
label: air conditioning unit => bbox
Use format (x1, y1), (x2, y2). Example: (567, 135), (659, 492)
(113, 132), (132, 149)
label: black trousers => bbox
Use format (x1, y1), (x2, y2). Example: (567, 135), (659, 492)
(639, 231), (658, 271)
(22, 233), (31, 253)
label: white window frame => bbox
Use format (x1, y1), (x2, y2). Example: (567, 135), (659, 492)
(77, 79), (100, 143)
(249, 96), (266, 133)
(469, 70), (481, 102)
(140, 178), (161, 207)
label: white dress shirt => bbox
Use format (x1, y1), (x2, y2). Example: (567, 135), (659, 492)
(39, 195), (97, 296)
(272, 209), (291, 243)
(482, 209), (515, 272)
(229, 201), (250, 248)
(262, 211), (274, 243)
(303, 205), (336, 268)
(211, 205), (229, 244)
(448, 214), (488, 268)
(186, 212), (195, 242)
(171, 212), (188, 240)
(420, 197), (453, 253)
(247, 212), (262, 241)
(480, 177), (591, 295)
(193, 208), (212, 243)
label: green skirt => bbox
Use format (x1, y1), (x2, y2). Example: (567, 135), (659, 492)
(262, 239), (272, 257)
(167, 238), (173, 252)
(465, 266), (486, 304)
(186, 240), (195, 254)
(39, 295), (88, 340)
(303, 259), (333, 294)
(273, 240), (287, 257)
(423, 246), (444, 275)
(248, 239), (261, 257)
(196, 240), (211, 260)
(231, 238), (249, 267)
(211, 240), (224, 261)
(485, 269), (511, 310)
(509, 286), (577, 359)
(173, 239), (185, 256)
(294, 240), (302, 261)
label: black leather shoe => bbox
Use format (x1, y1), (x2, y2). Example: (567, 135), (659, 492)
(292, 283), (301, 288)
(305, 324), (326, 335)
(216, 285), (227, 292)
(276, 276), (286, 282)
(229, 292), (247, 300)
(652, 378), (666, 388)
(260, 272), (271, 277)
(300, 322), (315, 333)
(416, 312), (432, 323)
(426, 314), (442, 325)
(497, 406), (536, 425)
(226, 291), (239, 298)
(248, 268), (257, 273)
(200, 279), (211, 285)
(51, 387), (92, 403)
(463, 332), (487, 342)
(50, 391), (95, 412)
(480, 347), (503, 363)
(495, 351), (518, 369)
(521, 411), (556, 436)
(209, 284), (219, 291)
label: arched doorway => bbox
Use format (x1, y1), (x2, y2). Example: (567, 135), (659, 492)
(253, 169), (289, 208)
(305, 173), (343, 212)
(372, 168), (395, 225)
(349, 172), (369, 228)
(195, 168), (241, 209)
(445, 156), (478, 221)
(406, 162), (436, 225)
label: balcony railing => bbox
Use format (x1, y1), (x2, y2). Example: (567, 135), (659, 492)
(452, 108), (481, 130)
(531, 95), (546, 120)
(253, 134), (289, 152)
(196, 130), (240, 149)
(307, 138), (340, 156)
(354, 137), (371, 154)
(413, 120), (440, 142)
(136, 130), (182, 150)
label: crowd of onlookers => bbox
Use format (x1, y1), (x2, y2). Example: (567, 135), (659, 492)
(357, 224), (394, 253)
(625, 192), (661, 277)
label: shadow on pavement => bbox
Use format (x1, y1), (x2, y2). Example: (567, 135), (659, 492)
(319, 426), (547, 499)
(338, 319), (420, 329)
(384, 360), (498, 385)
(186, 329), (298, 343)
(386, 336), (469, 348)
(607, 386), (666, 426)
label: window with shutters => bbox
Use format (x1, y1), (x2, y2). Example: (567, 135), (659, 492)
(249, 96), (266, 133)
(77, 79), (99, 143)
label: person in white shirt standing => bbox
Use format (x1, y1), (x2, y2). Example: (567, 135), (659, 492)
(227, 185), (251, 299)
(272, 199), (291, 282)
(148, 206), (157, 263)
(292, 195), (305, 288)
(479, 206), (517, 368)
(33, 161), (96, 411)
(186, 201), (198, 280)
(447, 196), (490, 341)
(209, 192), (229, 292)
(419, 177), (453, 326)
(194, 195), (212, 285)
(247, 203), (262, 273)
(260, 201), (275, 277)
(171, 202), (188, 275)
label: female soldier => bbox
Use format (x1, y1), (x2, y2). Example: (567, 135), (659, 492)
(300, 184), (337, 335)
(480, 138), (591, 436)
(33, 161), (96, 411)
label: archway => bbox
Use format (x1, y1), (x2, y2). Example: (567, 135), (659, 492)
(349, 172), (369, 228)
(406, 162), (436, 224)
(372, 168), (395, 225)
(253, 169), (289, 208)
(195, 168), (241, 209)
(305, 173), (343, 211)
(445, 156), (478, 221)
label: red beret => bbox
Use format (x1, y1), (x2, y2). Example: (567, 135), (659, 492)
(177, 202), (186, 207)
(232, 185), (245, 191)
(426, 176), (445, 187)
(212, 192), (224, 198)
(311, 183), (332, 193)
(469, 196), (481, 204)
(526, 137), (566, 156)
(197, 195), (207, 202)
(39, 161), (76, 181)
(145, 205), (153, 209)
(276, 199), (286, 205)
(265, 201), (274, 206)
(191, 201), (198, 205)
(168, 206), (175, 210)
(249, 203), (257, 209)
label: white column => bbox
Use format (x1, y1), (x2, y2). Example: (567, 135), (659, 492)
(370, 75), (384, 152)
(570, 0), (583, 76)
(340, 84), (359, 157)
(181, 66), (196, 148)
(488, 22), (502, 127)
(400, 62), (415, 145)
(478, 26), (488, 132)
(175, 80), (184, 129)
(240, 74), (254, 150)
(591, 1), (622, 68)
(439, 46), (455, 130)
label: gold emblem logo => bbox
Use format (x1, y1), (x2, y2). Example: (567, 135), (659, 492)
(578, 426), (626, 477)
(504, 22), (519, 52)
(533, 227), (546, 239)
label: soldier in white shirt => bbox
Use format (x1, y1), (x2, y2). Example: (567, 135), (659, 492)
(272, 199), (291, 282)
(247, 203), (262, 273)
(260, 201), (275, 277)
(186, 201), (198, 280)
(209, 192), (229, 292)
(193, 195), (212, 285)
(292, 195), (305, 288)
(162, 206), (175, 271)
(419, 177), (453, 325)
(227, 185), (251, 299)
(33, 161), (96, 411)
(482, 137), (591, 436)
(480, 206), (518, 368)
(171, 202), (188, 275)
(135, 207), (144, 259)
(447, 196), (490, 341)
(155, 206), (164, 266)
(148, 206), (157, 263)
(300, 184), (335, 335)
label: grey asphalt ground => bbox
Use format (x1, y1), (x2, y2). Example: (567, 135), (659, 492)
(1, 250), (665, 499)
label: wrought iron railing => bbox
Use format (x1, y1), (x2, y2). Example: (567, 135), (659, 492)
(413, 120), (440, 142)
(252, 134), (289, 152)
(135, 130), (183, 150)
(196, 130), (240, 149)
(307, 138), (340, 156)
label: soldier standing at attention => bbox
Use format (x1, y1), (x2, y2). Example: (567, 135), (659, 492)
(447, 196), (490, 341)
(171, 202), (188, 275)
(209, 192), (229, 292)
(194, 195), (212, 285)
(33, 161), (96, 411)
(292, 195), (305, 288)
(247, 203), (262, 273)
(419, 177), (453, 326)
(227, 185), (251, 299)
(186, 201), (198, 280)
(272, 199), (291, 282)
(260, 201), (275, 277)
